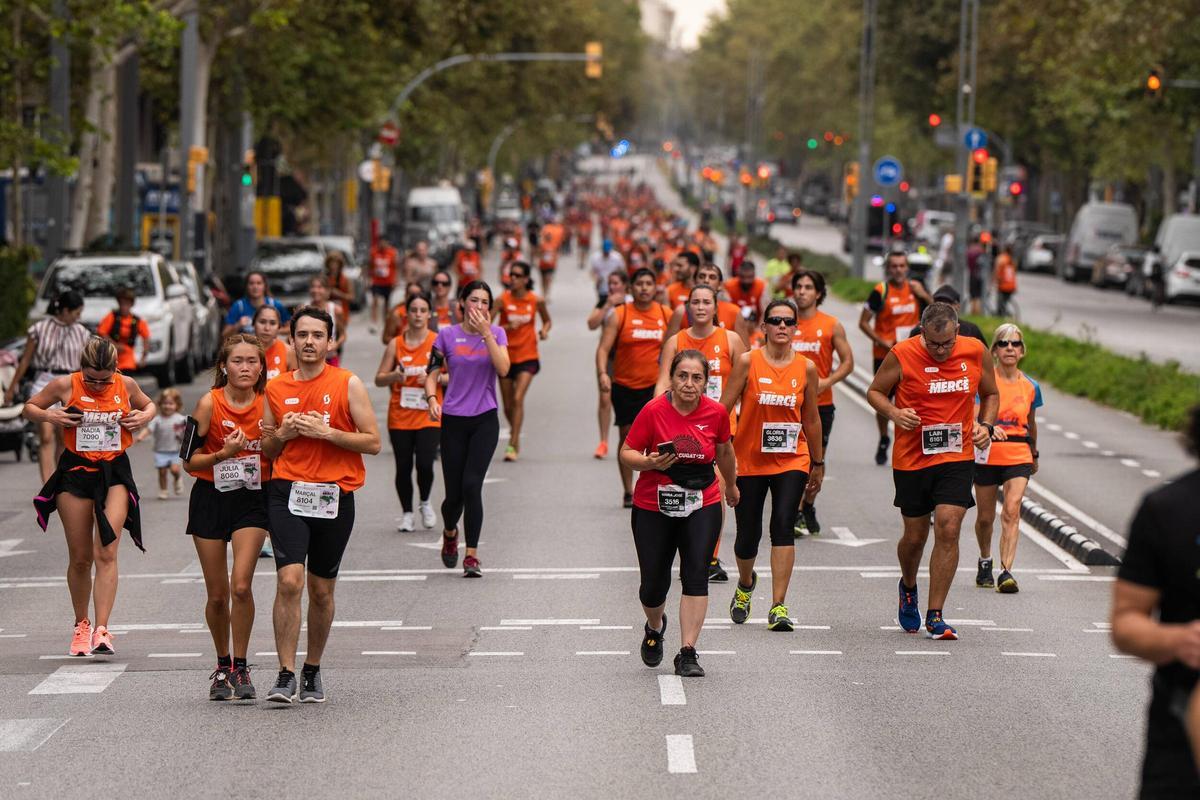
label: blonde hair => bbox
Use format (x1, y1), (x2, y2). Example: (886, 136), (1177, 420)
(992, 323), (1026, 355)
(156, 388), (183, 410)
(80, 336), (117, 372)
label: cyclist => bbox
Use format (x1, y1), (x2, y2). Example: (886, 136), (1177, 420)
(720, 299), (824, 631)
(791, 269), (854, 535)
(495, 262), (552, 462)
(973, 323), (1041, 593)
(859, 250), (933, 465)
(866, 302), (998, 640)
(595, 268), (671, 508)
(622, 349), (738, 677)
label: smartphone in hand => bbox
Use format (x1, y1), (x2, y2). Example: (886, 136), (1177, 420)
(656, 441), (677, 456)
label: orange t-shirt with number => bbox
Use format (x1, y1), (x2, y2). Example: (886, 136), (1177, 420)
(265, 365), (366, 492)
(734, 349), (811, 476)
(612, 303), (670, 390)
(387, 331), (441, 431)
(63, 372), (133, 462)
(791, 311), (839, 406)
(188, 388), (271, 483)
(498, 290), (540, 364)
(264, 339), (289, 381)
(890, 336), (985, 471)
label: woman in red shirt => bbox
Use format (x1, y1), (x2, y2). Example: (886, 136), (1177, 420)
(620, 350), (738, 678)
(494, 261), (551, 462)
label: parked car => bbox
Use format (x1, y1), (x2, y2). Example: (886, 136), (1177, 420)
(912, 210), (956, 246)
(1063, 202), (1138, 282)
(1001, 221), (1053, 269)
(1164, 251), (1200, 302)
(34, 252), (195, 387)
(768, 193), (802, 225)
(250, 240), (327, 311)
(1023, 234), (1064, 273)
(1091, 244), (1146, 288)
(1149, 213), (1200, 303)
(172, 260), (221, 368)
(299, 235), (366, 310)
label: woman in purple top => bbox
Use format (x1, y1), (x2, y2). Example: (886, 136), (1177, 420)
(426, 281), (510, 577)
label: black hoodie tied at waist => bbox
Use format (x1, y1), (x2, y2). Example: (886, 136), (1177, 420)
(33, 448), (144, 552)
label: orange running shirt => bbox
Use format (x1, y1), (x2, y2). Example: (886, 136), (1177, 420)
(724, 278), (767, 317)
(96, 312), (150, 373)
(540, 222), (565, 252)
(612, 303), (670, 390)
(866, 280), (921, 360)
(265, 365), (366, 492)
(498, 290), (540, 364)
(188, 388), (271, 484)
(791, 311), (839, 406)
(995, 253), (1017, 293)
(387, 331), (441, 431)
(890, 335), (986, 471)
(980, 371), (1042, 467)
(734, 349), (811, 476)
(264, 339), (289, 381)
(665, 281), (691, 309)
(63, 372), (133, 461)
(453, 250), (481, 284)
(676, 327), (733, 403)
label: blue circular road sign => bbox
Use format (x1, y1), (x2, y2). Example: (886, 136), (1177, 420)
(963, 127), (988, 150)
(873, 156), (903, 187)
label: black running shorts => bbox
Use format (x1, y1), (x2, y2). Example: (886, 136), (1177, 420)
(818, 404), (835, 449)
(265, 479), (356, 579)
(973, 462), (1034, 487)
(506, 359), (541, 377)
(892, 461), (975, 518)
(611, 382), (655, 428)
(187, 479), (270, 541)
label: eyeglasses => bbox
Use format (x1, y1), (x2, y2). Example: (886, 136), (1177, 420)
(925, 335), (957, 351)
(764, 316), (797, 327)
(995, 339), (1024, 349)
(432, 280), (451, 287)
(82, 374), (115, 386)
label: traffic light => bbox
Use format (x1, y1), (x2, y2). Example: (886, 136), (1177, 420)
(186, 145), (208, 194)
(241, 148), (255, 188)
(844, 162), (859, 201)
(982, 157), (998, 192)
(928, 113), (942, 127)
(1009, 181), (1023, 197)
(1146, 68), (1163, 99)
(585, 42), (602, 79)
(756, 164), (770, 181)
(806, 138), (818, 149)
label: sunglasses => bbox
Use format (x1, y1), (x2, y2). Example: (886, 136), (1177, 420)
(995, 339), (1024, 349)
(82, 374), (115, 386)
(764, 316), (797, 327)
(431, 280), (451, 287)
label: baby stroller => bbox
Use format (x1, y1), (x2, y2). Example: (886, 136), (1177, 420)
(0, 355), (30, 461)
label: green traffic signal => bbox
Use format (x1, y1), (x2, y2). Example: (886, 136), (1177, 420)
(807, 138), (818, 150)
(241, 171), (253, 187)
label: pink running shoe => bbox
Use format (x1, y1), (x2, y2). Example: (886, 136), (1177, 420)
(70, 619), (92, 657)
(90, 625), (115, 656)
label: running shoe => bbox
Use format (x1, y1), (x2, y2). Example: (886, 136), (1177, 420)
(897, 580), (921, 633)
(441, 532), (459, 568)
(996, 569), (1019, 594)
(874, 436), (890, 466)
(299, 669), (325, 703)
(232, 665), (256, 700)
(419, 501), (436, 529)
(398, 512), (415, 532)
(90, 626), (114, 656)
(707, 559), (728, 582)
(729, 572), (757, 624)
(463, 555), (482, 578)
(260, 539), (274, 559)
(70, 619), (92, 657)
(976, 558), (994, 588)
(157, 490), (168, 500)
(174, 478), (183, 496)
(640, 614), (666, 668)
(793, 511), (808, 538)
(673, 646), (705, 678)
(594, 441), (608, 459)
(801, 504), (820, 535)
(767, 604), (793, 632)
(504, 445), (518, 462)
(924, 611), (958, 641)
(622, 492), (633, 509)
(266, 671), (298, 704)
(209, 667), (234, 701)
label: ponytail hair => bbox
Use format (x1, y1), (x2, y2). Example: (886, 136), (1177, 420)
(47, 290), (84, 316)
(80, 336), (118, 373)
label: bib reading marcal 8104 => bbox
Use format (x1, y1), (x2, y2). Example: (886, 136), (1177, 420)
(890, 336), (986, 471)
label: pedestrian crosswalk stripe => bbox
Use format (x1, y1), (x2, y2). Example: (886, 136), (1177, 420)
(29, 663), (126, 694)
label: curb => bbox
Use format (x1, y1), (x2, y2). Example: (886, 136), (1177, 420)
(841, 369), (1122, 567)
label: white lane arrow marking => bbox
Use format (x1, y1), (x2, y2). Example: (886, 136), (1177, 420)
(814, 527), (885, 547)
(0, 540), (35, 558)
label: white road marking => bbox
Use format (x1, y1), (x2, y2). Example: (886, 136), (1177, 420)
(943, 619), (995, 626)
(817, 526), (885, 547)
(29, 664), (126, 695)
(982, 627), (1034, 633)
(658, 675), (686, 706)
(482, 478), (508, 484)
(338, 575), (427, 582)
(1120, 458), (1140, 468)
(109, 623), (204, 632)
(160, 578), (205, 584)
(480, 626), (531, 631)
(147, 653), (202, 658)
(1018, 519), (1089, 573)
(0, 719), (68, 752)
(665, 735), (697, 774)
(1102, 450), (1115, 457)
(790, 650), (843, 655)
(1046, 423), (1062, 432)
(1083, 629), (1110, 634)
(1025, 481), (1127, 548)
(331, 620), (407, 628)
(1037, 575), (1115, 582)
(0, 539), (35, 559)
(1082, 441), (1098, 449)
(575, 651), (630, 656)
(1093, 622), (1112, 629)
(1109, 654), (1137, 659)
(501, 619), (600, 626)
(0, 582), (63, 589)
(512, 574), (599, 580)
(1003, 652), (1056, 658)
(38, 655), (93, 660)
(1142, 469), (1161, 478)
(895, 651), (950, 656)
(380, 626), (433, 631)
(469, 652), (524, 657)
(1063, 431), (1080, 440)
(362, 651), (416, 656)
(581, 625), (633, 630)
(0, 634), (27, 638)
(880, 625), (902, 631)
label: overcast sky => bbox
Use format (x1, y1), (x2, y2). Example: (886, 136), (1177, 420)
(664, 0), (727, 49)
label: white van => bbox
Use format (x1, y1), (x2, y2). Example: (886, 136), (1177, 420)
(405, 185), (466, 259)
(1063, 202), (1138, 282)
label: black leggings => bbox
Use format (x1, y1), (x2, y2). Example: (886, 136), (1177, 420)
(439, 410), (499, 547)
(631, 504), (722, 608)
(389, 427), (439, 512)
(734, 471), (809, 559)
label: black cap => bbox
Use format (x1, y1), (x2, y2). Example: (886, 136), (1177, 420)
(932, 285), (960, 304)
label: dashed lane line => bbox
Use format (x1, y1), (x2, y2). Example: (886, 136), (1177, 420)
(981, 627), (1034, 633)
(362, 651), (416, 656)
(658, 675), (686, 706)
(665, 735), (697, 774)
(1119, 458), (1141, 468)
(480, 626), (531, 631)
(379, 626), (433, 631)
(895, 651), (950, 656)
(469, 652), (524, 657)
(29, 663), (126, 695)
(500, 619), (600, 626)
(512, 574), (599, 580)
(696, 650), (735, 655)
(1002, 652), (1056, 658)
(790, 650), (843, 656)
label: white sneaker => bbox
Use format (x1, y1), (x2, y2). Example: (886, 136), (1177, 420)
(398, 512), (415, 532)
(419, 502), (436, 529)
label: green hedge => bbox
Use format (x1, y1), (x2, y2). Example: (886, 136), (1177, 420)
(830, 276), (875, 303)
(0, 247), (38, 341)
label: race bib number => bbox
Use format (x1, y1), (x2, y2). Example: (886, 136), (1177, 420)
(761, 422), (801, 454)
(922, 423), (963, 455)
(657, 483), (703, 518)
(77, 423), (121, 452)
(266, 368), (281, 381)
(705, 375), (723, 402)
(973, 444), (991, 465)
(400, 387), (429, 410)
(895, 327), (913, 343)
(214, 454), (262, 492)
(287, 481), (340, 519)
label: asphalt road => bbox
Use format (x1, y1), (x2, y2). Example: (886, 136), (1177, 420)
(0, 180), (1156, 798)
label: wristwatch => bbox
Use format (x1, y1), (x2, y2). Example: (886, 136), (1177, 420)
(979, 421), (995, 436)
(811, 460), (825, 467)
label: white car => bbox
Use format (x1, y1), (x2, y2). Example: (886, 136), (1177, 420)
(34, 253), (195, 387)
(1165, 250), (1200, 302)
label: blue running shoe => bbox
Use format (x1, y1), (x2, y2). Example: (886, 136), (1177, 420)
(924, 611), (958, 641)
(897, 580), (921, 633)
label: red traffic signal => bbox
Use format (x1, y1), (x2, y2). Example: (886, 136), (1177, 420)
(891, 223), (903, 235)
(971, 148), (988, 164)
(928, 113), (942, 127)
(1009, 181), (1023, 196)
(898, 180), (910, 192)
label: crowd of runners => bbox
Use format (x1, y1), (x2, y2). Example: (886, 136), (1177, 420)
(16, 175), (1059, 695)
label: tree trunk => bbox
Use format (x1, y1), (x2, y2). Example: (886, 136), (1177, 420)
(10, 8), (23, 247)
(1162, 140), (1177, 218)
(191, 34), (215, 214)
(85, 62), (118, 244)
(67, 47), (103, 251)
